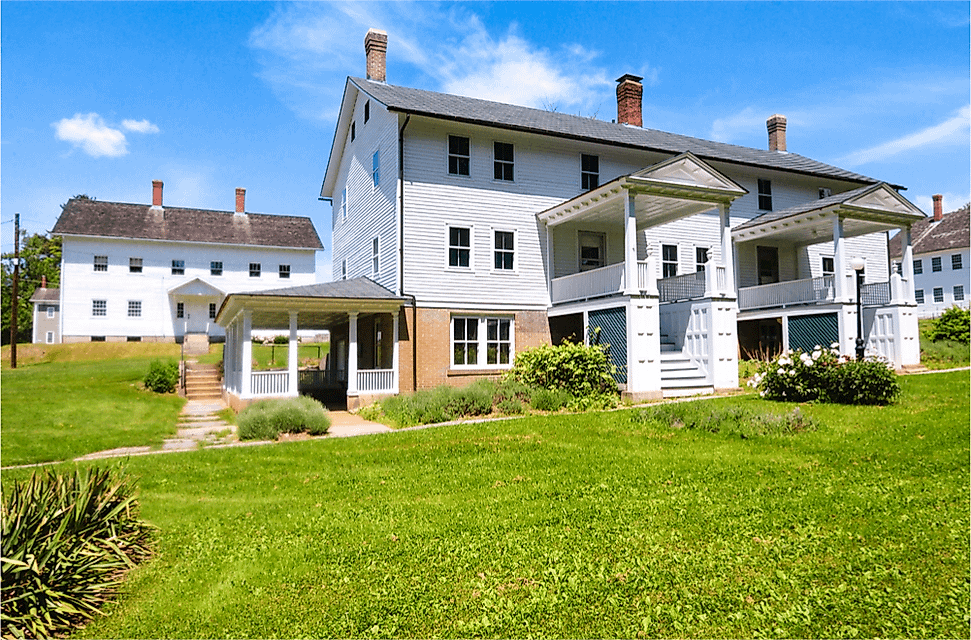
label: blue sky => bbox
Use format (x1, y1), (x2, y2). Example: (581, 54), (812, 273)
(2, 1), (968, 278)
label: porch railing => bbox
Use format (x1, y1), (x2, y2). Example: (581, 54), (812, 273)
(860, 281), (891, 307)
(658, 271), (706, 303)
(251, 370), (289, 396)
(550, 263), (625, 303)
(738, 276), (835, 311)
(358, 369), (395, 392)
(298, 369), (346, 390)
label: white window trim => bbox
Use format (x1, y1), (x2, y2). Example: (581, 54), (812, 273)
(278, 264), (291, 279)
(372, 237), (380, 277)
(128, 300), (142, 318)
(47, 306), (56, 318)
(46, 331), (54, 344)
(661, 243), (680, 278)
(577, 230), (607, 272)
(490, 227), (517, 274)
(92, 299), (107, 317)
(695, 246), (710, 273)
(580, 153), (599, 191)
(954, 285), (965, 301)
(933, 287), (944, 303)
(340, 187), (347, 222)
(249, 262), (261, 278)
(445, 224), (474, 271)
(493, 140), (515, 183)
(341, 259), (347, 281)
(450, 315), (515, 370)
(446, 134), (471, 178)
(210, 261), (223, 277)
(93, 255), (108, 272)
(821, 255), (835, 277)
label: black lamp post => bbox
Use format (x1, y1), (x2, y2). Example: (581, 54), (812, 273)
(852, 257), (866, 361)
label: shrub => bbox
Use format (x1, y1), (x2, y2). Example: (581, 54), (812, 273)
(1, 467), (154, 639)
(751, 347), (900, 405)
(928, 306), (970, 344)
(237, 396), (331, 440)
(507, 341), (617, 399)
(632, 403), (818, 438)
(273, 335), (289, 345)
(529, 387), (572, 412)
(445, 382), (494, 418)
(143, 359), (179, 393)
(496, 396), (524, 415)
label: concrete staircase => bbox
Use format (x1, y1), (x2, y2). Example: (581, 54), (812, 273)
(660, 343), (713, 398)
(183, 333), (210, 356)
(184, 362), (222, 402)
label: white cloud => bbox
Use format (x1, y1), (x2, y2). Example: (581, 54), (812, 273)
(839, 105), (971, 166)
(709, 107), (766, 143)
(52, 113), (128, 157)
(122, 119), (160, 134)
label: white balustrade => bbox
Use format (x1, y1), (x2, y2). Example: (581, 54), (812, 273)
(250, 370), (289, 396)
(357, 369), (395, 392)
(550, 263), (625, 303)
(738, 276), (835, 311)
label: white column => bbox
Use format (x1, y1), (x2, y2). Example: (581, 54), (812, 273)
(623, 192), (639, 295)
(241, 310), (253, 398)
(391, 310), (400, 393)
(719, 203), (736, 297)
(224, 321), (234, 393)
(900, 226), (915, 303)
(833, 216), (848, 302)
(288, 311), (298, 397)
(347, 312), (359, 395)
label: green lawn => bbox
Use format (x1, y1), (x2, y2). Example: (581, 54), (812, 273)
(5, 371), (962, 638)
(1, 357), (185, 466)
(199, 342), (330, 370)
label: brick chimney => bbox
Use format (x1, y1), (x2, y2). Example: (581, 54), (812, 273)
(152, 180), (163, 207)
(767, 114), (787, 152)
(933, 194), (943, 221)
(41, 275), (47, 289)
(235, 188), (246, 215)
(616, 74), (643, 127)
(365, 29), (388, 82)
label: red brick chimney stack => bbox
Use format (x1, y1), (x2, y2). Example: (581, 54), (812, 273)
(235, 188), (246, 215)
(365, 29), (388, 82)
(767, 114), (787, 152)
(616, 75), (643, 127)
(152, 180), (163, 207)
(41, 275), (47, 289)
(933, 194), (943, 221)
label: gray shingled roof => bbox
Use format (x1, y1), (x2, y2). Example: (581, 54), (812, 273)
(234, 277), (405, 300)
(52, 198), (323, 250)
(352, 77), (883, 186)
(733, 184), (877, 232)
(29, 288), (60, 303)
(889, 204), (970, 259)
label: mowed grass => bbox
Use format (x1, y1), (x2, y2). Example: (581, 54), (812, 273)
(199, 342), (330, 370)
(1, 349), (185, 466)
(9, 371), (962, 638)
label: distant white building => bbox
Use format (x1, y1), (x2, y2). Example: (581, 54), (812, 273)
(891, 197), (970, 318)
(52, 181), (322, 345)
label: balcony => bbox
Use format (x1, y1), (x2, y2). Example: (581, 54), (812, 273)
(551, 260), (729, 305)
(738, 276), (835, 311)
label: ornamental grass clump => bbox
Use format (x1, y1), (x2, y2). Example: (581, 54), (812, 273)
(1, 467), (154, 639)
(750, 345), (900, 405)
(237, 396), (331, 440)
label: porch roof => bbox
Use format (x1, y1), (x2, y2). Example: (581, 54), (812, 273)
(168, 278), (225, 298)
(215, 277), (406, 330)
(732, 183), (926, 244)
(537, 152), (747, 228)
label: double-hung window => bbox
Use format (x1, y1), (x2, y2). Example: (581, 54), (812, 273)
(757, 179), (772, 211)
(452, 316), (513, 368)
(128, 300), (142, 317)
(952, 254), (963, 270)
(494, 142), (514, 181)
(448, 135), (470, 176)
(93, 255), (108, 272)
(372, 237), (380, 276)
(129, 257), (142, 273)
(176, 302), (185, 319)
(278, 264), (290, 279)
(448, 227), (471, 268)
(932, 256), (942, 272)
(47, 306), (56, 319)
(210, 261), (223, 276)
(171, 259), (185, 275)
(933, 287), (944, 303)
(662, 244), (679, 278)
(915, 289), (925, 304)
(46, 331), (54, 344)
(340, 188), (347, 221)
(913, 259), (923, 274)
(92, 299), (106, 316)
(494, 231), (514, 270)
(578, 231), (605, 271)
(954, 285), (965, 302)
(696, 247), (709, 273)
(581, 154), (599, 190)
(372, 150), (380, 187)
(822, 256), (835, 277)
(249, 262), (261, 278)
(209, 303), (217, 319)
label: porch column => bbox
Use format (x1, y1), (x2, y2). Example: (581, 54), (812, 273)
(392, 310), (400, 394)
(900, 226), (915, 303)
(624, 191), (639, 295)
(224, 320), (235, 393)
(833, 216), (848, 302)
(288, 311), (299, 397)
(718, 203), (736, 296)
(241, 310), (253, 398)
(347, 312), (359, 396)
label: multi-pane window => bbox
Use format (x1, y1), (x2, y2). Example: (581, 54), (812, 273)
(494, 231), (514, 270)
(822, 256), (835, 277)
(92, 299), (106, 316)
(952, 254), (963, 270)
(171, 259), (185, 275)
(954, 285), (965, 302)
(94, 255), (108, 272)
(915, 289), (925, 304)
(696, 247), (709, 273)
(210, 261), (223, 276)
(578, 231), (605, 271)
(662, 244), (679, 278)
(757, 179), (772, 211)
(581, 154), (599, 190)
(46, 331), (54, 344)
(486, 318), (512, 365)
(209, 303), (217, 319)
(932, 256), (942, 272)
(279, 264), (290, 279)
(913, 259), (923, 274)
(47, 306), (56, 318)
(452, 317), (513, 368)
(128, 300), (142, 317)
(453, 317), (478, 366)
(372, 150), (380, 187)
(448, 135), (470, 176)
(933, 287), (944, 303)
(129, 257), (142, 273)
(448, 227), (471, 268)
(249, 263), (261, 278)
(494, 142), (514, 181)
(176, 302), (185, 319)
(372, 237), (379, 275)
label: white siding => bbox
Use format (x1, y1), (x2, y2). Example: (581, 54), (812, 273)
(910, 247), (971, 317)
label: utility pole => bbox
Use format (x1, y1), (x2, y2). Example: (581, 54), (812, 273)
(10, 212), (19, 368)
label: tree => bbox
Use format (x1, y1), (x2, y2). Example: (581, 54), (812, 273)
(2, 232), (62, 345)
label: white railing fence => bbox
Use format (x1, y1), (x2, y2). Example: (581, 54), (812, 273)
(358, 369), (395, 393)
(659, 271), (706, 303)
(251, 370), (289, 396)
(550, 263), (625, 303)
(738, 276), (835, 311)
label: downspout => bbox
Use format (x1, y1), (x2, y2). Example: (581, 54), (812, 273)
(398, 114), (417, 391)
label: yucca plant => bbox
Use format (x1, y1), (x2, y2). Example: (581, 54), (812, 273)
(1, 467), (154, 639)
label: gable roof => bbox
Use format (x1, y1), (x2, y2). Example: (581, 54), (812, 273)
(52, 198), (323, 250)
(29, 288), (59, 304)
(889, 203), (970, 259)
(322, 76), (886, 197)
